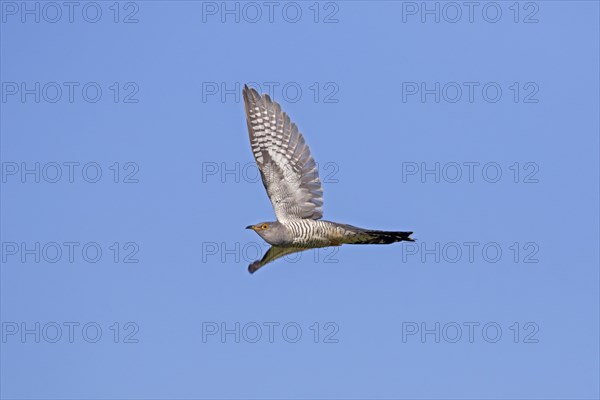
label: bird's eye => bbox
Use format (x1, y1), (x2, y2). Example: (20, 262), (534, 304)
(261, 224), (269, 230)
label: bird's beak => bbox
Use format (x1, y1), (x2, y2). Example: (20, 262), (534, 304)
(246, 225), (255, 230)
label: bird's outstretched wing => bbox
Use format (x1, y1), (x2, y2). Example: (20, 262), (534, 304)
(243, 85), (323, 223)
(248, 246), (308, 274)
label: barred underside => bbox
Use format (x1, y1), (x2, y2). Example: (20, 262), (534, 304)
(248, 220), (414, 273)
(282, 220), (414, 247)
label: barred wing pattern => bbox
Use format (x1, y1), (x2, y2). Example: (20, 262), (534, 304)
(243, 85), (323, 222)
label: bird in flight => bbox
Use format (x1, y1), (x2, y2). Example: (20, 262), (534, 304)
(243, 85), (413, 273)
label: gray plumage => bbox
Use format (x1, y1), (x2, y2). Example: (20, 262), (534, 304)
(243, 85), (413, 273)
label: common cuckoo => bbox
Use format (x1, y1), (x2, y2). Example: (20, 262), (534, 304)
(243, 85), (413, 273)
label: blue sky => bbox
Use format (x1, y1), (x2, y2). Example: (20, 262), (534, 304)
(1, 1), (599, 399)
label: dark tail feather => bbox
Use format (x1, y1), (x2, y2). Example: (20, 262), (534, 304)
(355, 230), (414, 245)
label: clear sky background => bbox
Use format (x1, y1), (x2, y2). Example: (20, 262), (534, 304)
(1, 1), (599, 399)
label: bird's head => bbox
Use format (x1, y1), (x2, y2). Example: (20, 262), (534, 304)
(245, 221), (289, 245)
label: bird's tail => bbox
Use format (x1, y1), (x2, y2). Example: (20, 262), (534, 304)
(351, 229), (414, 245)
